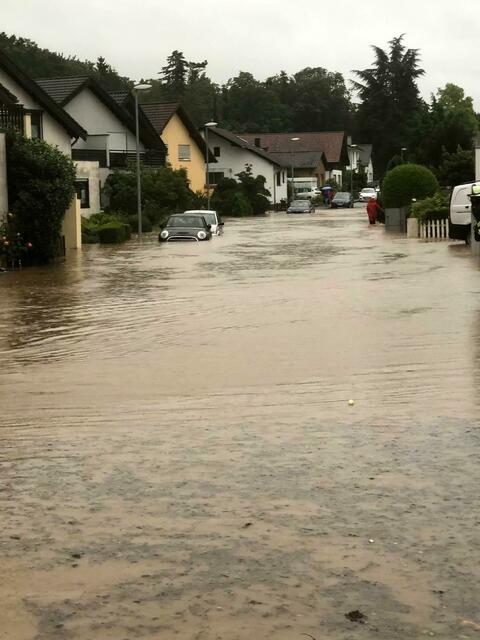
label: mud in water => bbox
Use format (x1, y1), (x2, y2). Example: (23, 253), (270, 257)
(1, 208), (480, 639)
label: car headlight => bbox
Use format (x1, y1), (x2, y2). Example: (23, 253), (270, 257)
(197, 230), (207, 240)
(160, 230), (169, 239)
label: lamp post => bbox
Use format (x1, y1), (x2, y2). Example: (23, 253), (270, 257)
(348, 144), (357, 197)
(401, 147), (407, 162)
(133, 83), (151, 237)
(290, 137), (300, 201)
(204, 122), (217, 209)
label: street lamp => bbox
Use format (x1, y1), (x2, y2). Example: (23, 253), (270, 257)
(290, 137), (300, 201)
(348, 144), (357, 197)
(133, 83), (151, 236)
(401, 147), (407, 162)
(204, 122), (217, 209)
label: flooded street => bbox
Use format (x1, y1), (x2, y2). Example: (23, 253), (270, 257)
(1, 207), (480, 639)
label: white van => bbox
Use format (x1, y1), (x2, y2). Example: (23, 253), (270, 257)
(183, 210), (223, 235)
(449, 182), (474, 243)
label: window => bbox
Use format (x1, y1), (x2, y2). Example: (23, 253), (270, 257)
(282, 171), (285, 184)
(30, 111), (43, 139)
(276, 172), (281, 187)
(178, 144), (191, 161)
(207, 171), (224, 186)
(214, 146), (221, 157)
(254, 137), (261, 148)
(75, 179), (90, 209)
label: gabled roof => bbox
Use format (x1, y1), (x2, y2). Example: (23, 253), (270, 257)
(265, 150), (327, 170)
(210, 127), (284, 166)
(140, 101), (215, 162)
(36, 75), (164, 151)
(0, 49), (86, 139)
(240, 131), (346, 164)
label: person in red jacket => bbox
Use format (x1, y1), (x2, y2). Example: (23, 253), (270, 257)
(367, 197), (378, 224)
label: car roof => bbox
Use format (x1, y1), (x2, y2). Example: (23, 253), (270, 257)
(184, 209), (217, 215)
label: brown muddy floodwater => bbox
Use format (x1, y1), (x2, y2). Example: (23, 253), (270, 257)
(1, 207), (480, 640)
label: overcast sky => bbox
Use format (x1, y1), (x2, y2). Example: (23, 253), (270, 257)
(3, 0), (479, 108)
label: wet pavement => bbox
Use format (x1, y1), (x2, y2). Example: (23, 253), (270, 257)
(1, 206), (480, 639)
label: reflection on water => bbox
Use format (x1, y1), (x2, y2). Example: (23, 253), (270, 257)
(1, 209), (480, 640)
(1, 210), (480, 413)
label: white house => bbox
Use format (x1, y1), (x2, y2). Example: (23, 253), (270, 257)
(36, 77), (166, 216)
(346, 141), (374, 185)
(0, 49), (86, 249)
(201, 127), (288, 206)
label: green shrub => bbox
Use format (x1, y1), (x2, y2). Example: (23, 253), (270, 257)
(382, 164), (439, 208)
(125, 215), (153, 233)
(410, 191), (449, 221)
(98, 222), (128, 244)
(6, 131), (76, 264)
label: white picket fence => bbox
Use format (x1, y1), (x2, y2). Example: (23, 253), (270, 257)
(419, 219), (449, 241)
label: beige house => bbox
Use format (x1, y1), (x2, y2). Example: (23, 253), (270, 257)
(140, 102), (214, 193)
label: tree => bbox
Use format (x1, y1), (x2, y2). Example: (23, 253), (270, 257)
(6, 131), (76, 264)
(413, 84), (478, 169)
(222, 72), (291, 132)
(159, 50), (190, 99)
(211, 165), (270, 216)
(103, 164), (195, 226)
(289, 67), (352, 131)
(436, 148), (475, 187)
(353, 35), (424, 176)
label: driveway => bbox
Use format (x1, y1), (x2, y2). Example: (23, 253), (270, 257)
(0, 208), (479, 639)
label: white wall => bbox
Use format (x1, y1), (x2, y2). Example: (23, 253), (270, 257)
(65, 88), (144, 152)
(206, 131), (287, 204)
(0, 69), (73, 155)
(476, 146), (480, 181)
(0, 132), (7, 218)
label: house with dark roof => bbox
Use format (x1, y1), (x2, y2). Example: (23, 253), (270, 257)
(200, 127), (288, 205)
(131, 101), (214, 194)
(36, 75), (166, 216)
(240, 132), (349, 188)
(0, 49), (86, 248)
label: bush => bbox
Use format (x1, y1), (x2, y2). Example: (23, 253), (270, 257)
(82, 212), (120, 244)
(410, 191), (449, 221)
(125, 214), (153, 233)
(6, 131), (76, 264)
(98, 221), (129, 244)
(382, 163), (439, 208)
(211, 165), (270, 216)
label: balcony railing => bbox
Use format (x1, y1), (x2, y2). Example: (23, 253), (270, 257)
(109, 150), (165, 169)
(0, 102), (24, 133)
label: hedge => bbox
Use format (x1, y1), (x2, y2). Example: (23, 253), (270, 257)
(382, 164), (439, 208)
(98, 222), (129, 244)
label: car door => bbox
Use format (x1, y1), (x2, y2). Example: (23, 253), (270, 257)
(450, 185), (472, 225)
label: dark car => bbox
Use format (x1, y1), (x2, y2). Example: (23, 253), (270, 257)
(331, 192), (354, 209)
(287, 200), (315, 214)
(159, 214), (212, 242)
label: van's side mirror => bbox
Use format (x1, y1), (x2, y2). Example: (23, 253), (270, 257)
(219, 221), (224, 225)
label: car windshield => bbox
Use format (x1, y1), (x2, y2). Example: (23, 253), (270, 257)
(166, 215), (204, 228)
(200, 212), (217, 225)
(362, 188), (375, 194)
(291, 201), (308, 207)
(334, 193), (350, 199)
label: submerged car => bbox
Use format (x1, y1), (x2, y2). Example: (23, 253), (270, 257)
(183, 209), (224, 235)
(287, 200), (315, 214)
(331, 192), (354, 208)
(359, 187), (377, 202)
(159, 214), (212, 242)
